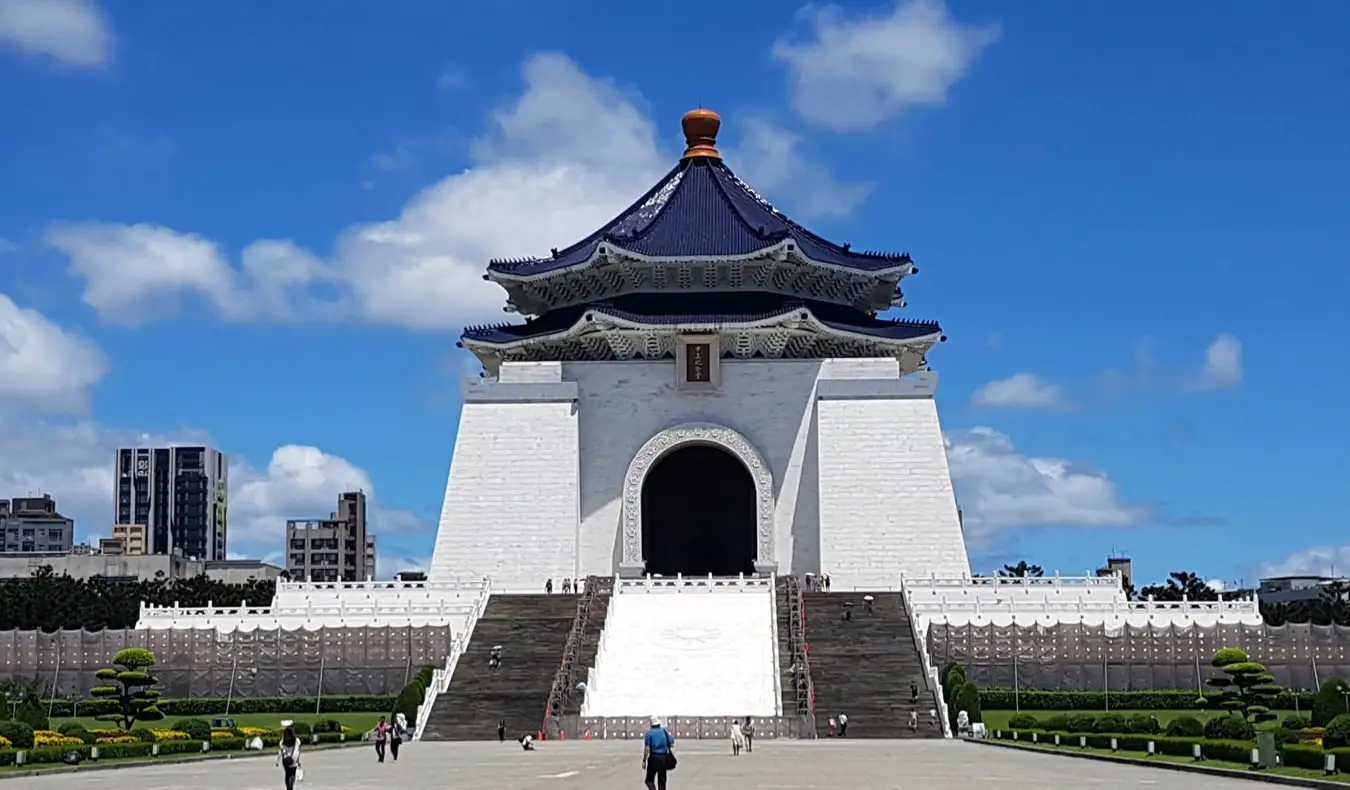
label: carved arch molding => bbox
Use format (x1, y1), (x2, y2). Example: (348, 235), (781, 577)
(619, 422), (778, 575)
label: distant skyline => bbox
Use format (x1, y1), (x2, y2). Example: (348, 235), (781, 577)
(1, 0), (1348, 583)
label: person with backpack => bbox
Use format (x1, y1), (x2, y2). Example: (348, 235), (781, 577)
(642, 716), (676, 790)
(276, 722), (302, 790)
(390, 713), (408, 761)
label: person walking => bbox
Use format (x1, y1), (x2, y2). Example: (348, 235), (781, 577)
(390, 713), (407, 761)
(276, 722), (302, 790)
(642, 716), (675, 790)
(498, 719), (507, 743)
(742, 716), (754, 753)
(373, 716), (390, 762)
(910, 680), (919, 704)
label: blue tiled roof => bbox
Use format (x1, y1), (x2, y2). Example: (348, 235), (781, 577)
(487, 158), (911, 277)
(461, 294), (941, 346)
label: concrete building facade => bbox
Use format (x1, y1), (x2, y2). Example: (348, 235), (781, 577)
(285, 491), (376, 582)
(115, 445), (228, 560)
(0, 495), (74, 554)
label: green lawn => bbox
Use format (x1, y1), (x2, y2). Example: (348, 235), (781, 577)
(50, 712), (384, 732)
(981, 709), (1305, 729)
(991, 740), (1350, 784)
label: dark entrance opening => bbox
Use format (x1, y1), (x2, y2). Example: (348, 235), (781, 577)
(641, 444), (758, 576)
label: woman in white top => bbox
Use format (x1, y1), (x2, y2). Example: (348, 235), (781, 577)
(729, 721), (745, 756)
(276, 723), (301, 789)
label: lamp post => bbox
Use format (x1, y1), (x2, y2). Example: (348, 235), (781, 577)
(6, 690), (23, 720)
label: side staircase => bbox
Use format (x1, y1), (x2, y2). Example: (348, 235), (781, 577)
(419, 594), (576, 741)
(776, 576), (814, 720)
(546, 576), (614, 720)
(801, 591), (943, 738)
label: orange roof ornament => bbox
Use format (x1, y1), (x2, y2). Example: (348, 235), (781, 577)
(681, 108), (721, 160)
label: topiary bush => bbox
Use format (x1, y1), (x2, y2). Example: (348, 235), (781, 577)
(1067, 714), (1097, 733)
(13, 705), (49, 731)
(1164, 715), (1204, 738)
(1281, 714), (1311, 731)
(1093, 714), (1127, 734)
(173, 718), (212, 740)
(290, 721), (312, 737)
(1007, 713), (1038, 729)
(1203, 714), (1255, 741)
(0, 721), (35, 748)
(55, 721), (87, 736)
(129, 727), (157, 743)
(1042, 714), (1071, 732)
(1126, 714), (1160, 734)
(1313, 678), (1350, 727)
(953, 681), (982, 724)
(1324, 713), (1350, 749)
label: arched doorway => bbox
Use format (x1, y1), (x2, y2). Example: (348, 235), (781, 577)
(640, 445), (758, 576)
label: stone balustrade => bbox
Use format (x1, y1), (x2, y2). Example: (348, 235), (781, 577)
(615, 574), (775, 594)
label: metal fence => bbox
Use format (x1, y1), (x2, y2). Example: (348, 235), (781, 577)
(928, 621), (1350, 691)
(0, 626), (454, 698)
(545, 715), (816, 740)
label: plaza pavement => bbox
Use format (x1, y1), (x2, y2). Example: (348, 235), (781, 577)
(2, 738), (1282, 789)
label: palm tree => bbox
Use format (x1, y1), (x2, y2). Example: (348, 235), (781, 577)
(998, 561), (1044, 578)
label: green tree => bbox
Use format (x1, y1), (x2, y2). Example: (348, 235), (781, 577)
(90, 648), (165, 730)
(998, 561), (1043, 578)
(1139, 571), (1219, 602)
(1312, 678), (1350, 727)
(1203, 647), (1280, 725)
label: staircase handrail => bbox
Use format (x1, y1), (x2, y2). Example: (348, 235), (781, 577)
(545, 576), (595, 723)
(767, 573), (784, 716)
(784, 574), (815, 721)
(413, 577), (491, 741)
(900, 576), (951, 738)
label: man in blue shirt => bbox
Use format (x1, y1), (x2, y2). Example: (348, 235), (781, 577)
(642, 716), (675, 790)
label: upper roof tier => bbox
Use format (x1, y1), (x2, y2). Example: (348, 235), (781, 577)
(485, 109), (919, 316)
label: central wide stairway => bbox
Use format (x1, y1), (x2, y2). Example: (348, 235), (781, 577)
(420, 594), (577, 740)
(801, 591), (944, 738)
(582, 578), (780, 718)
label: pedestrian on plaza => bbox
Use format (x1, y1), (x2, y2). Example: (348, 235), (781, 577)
(742, 716), (754, 753)
(642, 716), (676, 790)
(498, 719), (507, 743)
(837, 712), (848, 737)
(730, 720), (745, 755)
(373, 716), (390, 762)
(276, 721), (302, 790)
(390, 712), (407, 761)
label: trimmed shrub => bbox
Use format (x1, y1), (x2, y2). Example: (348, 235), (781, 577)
(40, 694), (397, 719)
(129, 727), (158, 743)
(290, 721), (313, 737)
(173, 718), (212, 740)
(1281, 714), (1311, 731)
(1324, 713), (1350, 749)
(1164, 715), (1203, 738)
(1042, 714), (1071, 732)
(1203, 713), (1254, 741)
(1007, 713), (1039, 730)
(1067, 714), (1097, 733)
(13, 705), (50, 731)
(0, 720), (35, 748)
(1313, 678), (1350, 727)
(954, 681), (982, 724)
(977, 688), (1315, 711)
(1092, 714), (1126, 733)
(56, 721), (87, 736)
(1125, 714), (1159, 734)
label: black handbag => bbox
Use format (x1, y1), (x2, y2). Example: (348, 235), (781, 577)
(664, 731), (677, 771)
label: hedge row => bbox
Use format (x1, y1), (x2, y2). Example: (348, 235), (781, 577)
(993, 728), (1350, 772)
(42, 695), (396, 718)
(0, 730), (353, 768)
(978, 689), (1317, 711)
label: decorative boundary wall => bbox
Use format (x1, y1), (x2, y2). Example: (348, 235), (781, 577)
(619, 423), (777, 575)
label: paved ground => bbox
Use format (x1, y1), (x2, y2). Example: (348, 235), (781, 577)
(3, 739), (1281, 789)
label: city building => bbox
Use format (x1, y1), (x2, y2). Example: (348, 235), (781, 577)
(1095, 556), (1133, 591)
(112, 523), (149, 555)
(115, 445), (228, 560)
(284, 491), (376, 582)
(0, 495), (74, 554)
(1258, 575), (1349, 605)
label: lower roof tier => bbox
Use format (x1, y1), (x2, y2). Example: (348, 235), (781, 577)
(459, 293), (944, 372)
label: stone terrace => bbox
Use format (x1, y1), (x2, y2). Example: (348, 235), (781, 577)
(5, 739), (1281, 790)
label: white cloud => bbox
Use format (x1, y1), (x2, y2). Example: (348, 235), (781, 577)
(0, 292), (107, 411)
(48, 52), (864, 331)
(1200, 333), (1242, 389)
(1258, 545), (1350, 580)
(945, 427), (1148, 548)
(970, 373), (1068, 410)
(772, 0), (999, 132)
(728, 118), (872, 219)
(0, 418), (426, 566)
(0, 0), (112, 67)
(1205, 578), (1227, 593)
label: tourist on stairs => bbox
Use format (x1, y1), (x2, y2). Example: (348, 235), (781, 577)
(373, 716), (390, 762)
(910, 680), (919, 703)
(642, 716), (676, 790)
(545, 578), (553, 594)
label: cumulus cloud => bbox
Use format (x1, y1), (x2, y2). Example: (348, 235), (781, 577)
(0, 292), (108, 411)
(0, 0), (112, 67)
(945, 427), (1149, 548)
(1258, 545), (1350, 580)
(1199, 333), (1243, 389)
(772, 0), (999, 132)
(48, 52), (872, 330)
(970, 373), (1068, 410)
(728, 118), (873, 219)
(0, 417), (427, 568)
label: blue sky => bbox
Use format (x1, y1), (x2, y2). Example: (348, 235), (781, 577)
(1, 0), (1347, 586)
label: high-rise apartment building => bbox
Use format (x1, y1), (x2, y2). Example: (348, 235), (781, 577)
(115, 446), (228, 560)
(285, 491), (376, 582)
(0, 495), (74, 553)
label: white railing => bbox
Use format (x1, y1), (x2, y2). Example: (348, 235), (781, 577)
(767, 573), (783, 716)
(274, 578), (486, 595)
(414, 579), (492, 741)
(899, 581), (951, 738)
(615, 574), (775, 594)
(906, 597), (1260, 617)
